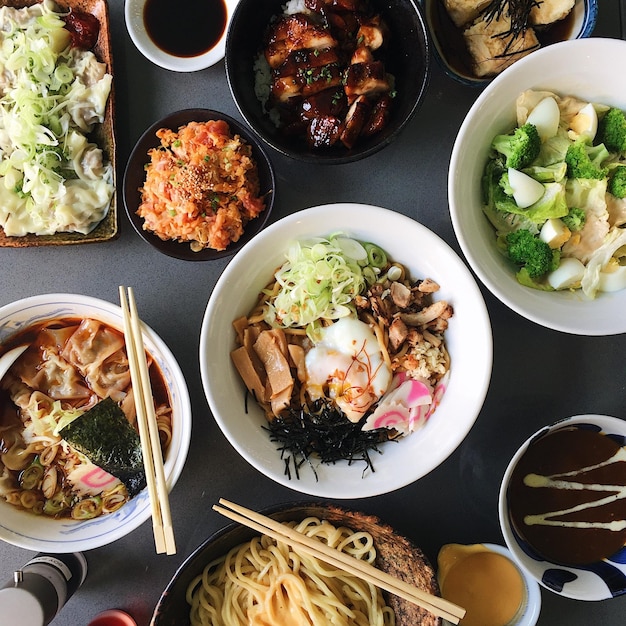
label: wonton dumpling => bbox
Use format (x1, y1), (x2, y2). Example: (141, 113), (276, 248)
(62, 320), (131, 401)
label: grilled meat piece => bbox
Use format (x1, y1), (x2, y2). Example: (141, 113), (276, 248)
(272, 64), (342, 103)
(271, 46), (342, 103)
(340, 95), (371, 148)
(308, 115), (343, 148)
(356, 15), (388, 51)
(265, 14), (337, 69)
(262, 1), (395, 150)
(362, 94), (392, 136)
(351, 45), (374, 65)
(300, 88), (347, 120)
(273, 47), (339, 78)
(344, 61), (390, 97)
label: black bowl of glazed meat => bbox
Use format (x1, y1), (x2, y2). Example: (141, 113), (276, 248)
(225, 0), (430, 164)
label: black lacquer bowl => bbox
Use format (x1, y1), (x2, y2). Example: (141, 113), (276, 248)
(225, 0), (430, 164)
(123, 109), (276, 261)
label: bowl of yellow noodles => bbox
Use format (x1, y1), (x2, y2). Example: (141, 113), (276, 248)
(151, 501), (442, 626)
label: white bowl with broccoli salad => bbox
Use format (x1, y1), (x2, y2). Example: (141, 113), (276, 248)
(449, 37), (626, 336)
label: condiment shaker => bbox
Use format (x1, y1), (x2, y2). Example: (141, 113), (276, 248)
(0, 552), (87, 625)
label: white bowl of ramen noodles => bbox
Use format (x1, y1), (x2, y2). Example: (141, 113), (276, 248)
(0, 293), (191, 552)
(200, 203), (493, 498)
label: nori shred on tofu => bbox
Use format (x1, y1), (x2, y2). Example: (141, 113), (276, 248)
(60, 397), (146, 497)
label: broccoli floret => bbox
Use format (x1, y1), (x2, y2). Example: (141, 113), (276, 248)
(506, 229), (558, 278)
(482, 159), (518, 213)
(597, 108), (626, 153)
(608, 166), (626, 198)
(499, 171), (513, 195)
(492, 123), (541, 170)
(561, 207), (586, 232)
(565, 140), (609, 179)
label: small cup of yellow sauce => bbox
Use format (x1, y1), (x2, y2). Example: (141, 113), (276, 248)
(437, 543), (541, 626)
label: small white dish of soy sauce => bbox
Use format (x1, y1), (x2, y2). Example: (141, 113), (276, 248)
(125, 0), (240, 72)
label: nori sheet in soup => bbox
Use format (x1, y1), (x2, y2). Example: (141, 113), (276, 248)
(60, 397), (146, 497)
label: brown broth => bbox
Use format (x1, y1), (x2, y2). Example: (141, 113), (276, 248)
(508, 426), (626, 565)
(430, 3), (577, 79)
(143, 0), (227, 58)
(429, 1), (474, 79)
(1, 318), (170, 409)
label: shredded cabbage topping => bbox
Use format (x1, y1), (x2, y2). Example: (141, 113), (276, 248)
(263, 234), (387, 339)
(22, 395), (83, 440)
(0, 0), (113, 236)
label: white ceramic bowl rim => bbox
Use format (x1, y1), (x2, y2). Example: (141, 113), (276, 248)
(449, 37), (626, 336)
(124, 0), (240, 72)
(199, 203), (493, 498)
(0, 293), (192, 552)
(499, 414), (626, 601)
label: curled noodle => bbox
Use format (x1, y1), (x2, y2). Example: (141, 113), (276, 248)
(156, 405), (173, 450)
(71, 496), (102, 520)
(19, 490), (42, 511)
(39, 442), (60, 466)
(186, 517), (395, 626)
(102, 483), (127, 514)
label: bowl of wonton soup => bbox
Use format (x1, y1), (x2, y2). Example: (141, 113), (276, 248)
(0, 293), (191, 552)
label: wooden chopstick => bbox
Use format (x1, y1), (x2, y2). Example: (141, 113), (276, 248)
(119, 286), (176, 555)
(213, 498), (465, 624)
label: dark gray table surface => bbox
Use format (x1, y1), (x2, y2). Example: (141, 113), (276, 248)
(1, 1), (626, 624)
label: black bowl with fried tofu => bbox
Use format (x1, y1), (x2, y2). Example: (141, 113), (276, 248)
(425, 0), (597, 86)
(225, 0), (430, 164)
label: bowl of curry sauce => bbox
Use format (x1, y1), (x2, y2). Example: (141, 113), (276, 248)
(437, 543), (540, 626)
(499, 414), (626, 601)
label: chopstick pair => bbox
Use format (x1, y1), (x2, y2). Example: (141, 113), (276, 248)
(213, 498), (465, 624)
(119, 286), (176, 555)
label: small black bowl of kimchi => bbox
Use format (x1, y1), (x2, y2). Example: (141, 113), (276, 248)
(225, 0), (430, 165)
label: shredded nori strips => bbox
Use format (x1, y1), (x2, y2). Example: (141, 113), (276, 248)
(60, 397), (146, 497)
(482, 0), (542, 57)
(264, 399), (394, 481)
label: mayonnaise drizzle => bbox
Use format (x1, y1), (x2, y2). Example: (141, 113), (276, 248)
(523, 446), (626, 531)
